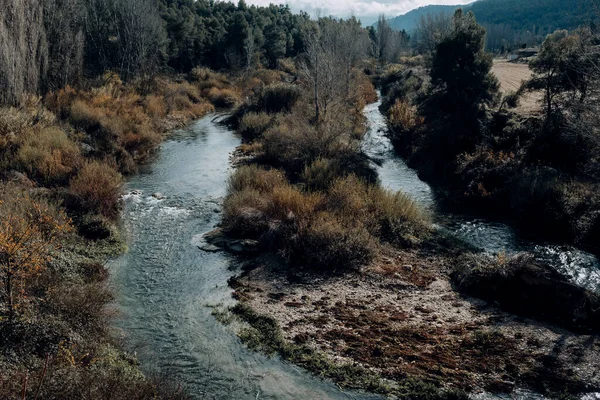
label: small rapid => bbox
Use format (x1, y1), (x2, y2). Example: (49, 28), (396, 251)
(108, 116), (380, 399)
(362, 94), (600, 293)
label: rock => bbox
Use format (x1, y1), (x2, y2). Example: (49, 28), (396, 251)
(199, 229), (261, 255)
(80, 142), (94, 154)
(4, 170), (35, 188)
(226, 239), (260, 254)
(198, 243), (221, 253)
(452, 253), (600, 333)
(152, 192), (166, 200)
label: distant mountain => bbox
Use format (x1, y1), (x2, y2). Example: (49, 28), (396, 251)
(385, 3), (473, 31)
(386, 0), (595, 34)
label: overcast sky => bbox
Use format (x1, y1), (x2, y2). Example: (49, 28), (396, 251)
(243, 0), (473, 20)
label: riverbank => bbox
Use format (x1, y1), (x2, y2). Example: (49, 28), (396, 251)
(379, 53), (600, 255)
(0, 68), (245, 398)
(230, 248), (600, 398)
(215, 82), (600, 398)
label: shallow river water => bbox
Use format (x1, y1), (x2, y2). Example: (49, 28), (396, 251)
(107, 116), (380, 399)
(108, 96), (600, 399)
(362, 95), (600, 293)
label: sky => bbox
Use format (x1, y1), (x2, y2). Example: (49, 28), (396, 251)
(243, 0), (474, 23)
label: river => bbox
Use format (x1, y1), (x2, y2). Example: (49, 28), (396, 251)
(362, 94), (600, 293)
(108, 95), (600, 400)
(107, 116), (380, 399)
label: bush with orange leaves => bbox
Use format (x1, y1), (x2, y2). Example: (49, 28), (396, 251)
(0, 184), (72, 317)
(388, 99), (423, 133)
(69, 161), (123, 219)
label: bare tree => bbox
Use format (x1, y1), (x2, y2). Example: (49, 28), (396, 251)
(85, 0), (166, 80)
(44, 0), (86, 90)
(300, 17), (368, 121)
(414, 11), (452, 55)
(0, 0), (48, 105)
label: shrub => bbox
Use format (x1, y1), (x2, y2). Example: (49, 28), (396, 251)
(222, 188), (269, 238)
(69, 100), (104, 130)
(258, 83), (302, 113)
(44, 86), (78, 118)
(301, 158), (344, 192)
(388, 99), (423, 132)
(251, 69), (287, 86)
(368, 185), (430, 246)
(69, 161), (123, 218)
(0, 184), (72, 315)
(326, 175), (430, 246)
(276, 58), (297, 75)
(228, 165), (285, 194)
(239, 112), (273, 141)
(266, 185), (321, 222)
(206, 87), (241, 108)
(294, 213), (377, 271)
(144, 95), (167, 118)
(47, 281), (114, 335)
(16, 126), (82, 184)
(190, 67), (228, 90)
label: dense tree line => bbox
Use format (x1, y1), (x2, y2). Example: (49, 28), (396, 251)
(1, 0), (414, 106)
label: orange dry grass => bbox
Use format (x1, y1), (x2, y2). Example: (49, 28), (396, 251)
(0, 186), (72, 315)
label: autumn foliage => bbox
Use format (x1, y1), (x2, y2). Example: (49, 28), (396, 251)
(0, 185), (71, 317)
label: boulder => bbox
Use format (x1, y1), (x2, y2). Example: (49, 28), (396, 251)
(199, 228), (261, 255)
(452, 253), (600, 333)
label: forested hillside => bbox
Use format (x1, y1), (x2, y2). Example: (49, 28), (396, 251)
(388, 0), (595, 50)
(387, 3), (469, 32)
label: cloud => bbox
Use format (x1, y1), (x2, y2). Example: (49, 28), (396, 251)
(244, 0), (473, 18)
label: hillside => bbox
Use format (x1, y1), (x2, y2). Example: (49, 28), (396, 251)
(387, 0), (594, 33)
(387, 4), (470, 31)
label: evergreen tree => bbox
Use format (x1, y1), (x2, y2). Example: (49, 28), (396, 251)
(420, 10), (499, 153)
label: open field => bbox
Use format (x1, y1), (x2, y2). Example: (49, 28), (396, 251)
(492, 59), (542, 114)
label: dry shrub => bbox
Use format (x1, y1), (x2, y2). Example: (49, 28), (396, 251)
(144, 94), (167, 118)
(399, 55), (425, 67)
(261, 118), (322, 173)
(46, 281), (114, 336)
(0, 184), (72, 314)
(352, 70), (378, 105)
(266, 185), (322, 222)
(69, 100), (104, 130)
(69, 161), (123, 218)
(295, 213), (376, 271)
(301, 158), (344, 192)
(388, 99), (423, 132)
(258, 83), (301, 114)
(44, 86), (78, 118)
(252, 69), (287, 86)
(238, 142), (263, 155)
(239, 112), (273, 141)
(262, 112), (364, 177)
(190, 67), (228, 90)
(162, 81), (202, 112)
(228, 165), (285, 194)
(277, 58), (297, 75)
(326, 175), (430, 246)
(327, 175), (370, 220)
(368, 185), (430, 246)
(222, 188), (270, 237)
(16, 126), (82, 184)
(205, 87), (240, 108)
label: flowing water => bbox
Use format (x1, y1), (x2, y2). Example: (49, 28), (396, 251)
(107, 116), (380, 400)
(108, 95), (600, 400)
(362, 95), (600, 293)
